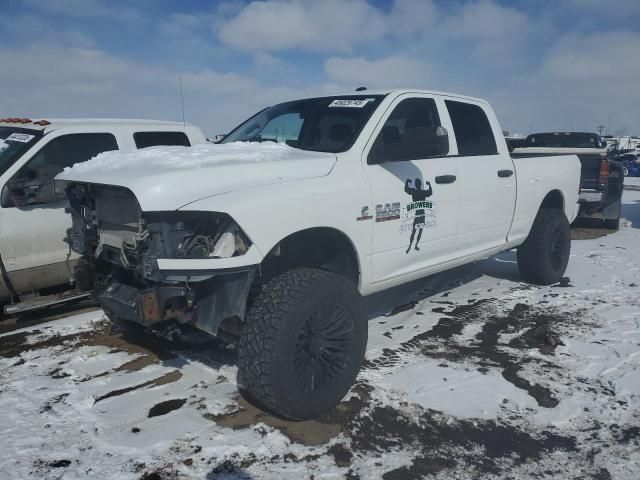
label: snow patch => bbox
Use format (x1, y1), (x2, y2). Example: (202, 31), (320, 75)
(384, 362), (538, 418)
(62, 141), (322, 175)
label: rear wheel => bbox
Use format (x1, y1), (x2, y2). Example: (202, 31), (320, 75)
(517, 208), (571, 285)
(237, 268), (367, 420)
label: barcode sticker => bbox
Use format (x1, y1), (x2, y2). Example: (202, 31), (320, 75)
(5, 133), (35, 143)
(328, 98), (374, 108)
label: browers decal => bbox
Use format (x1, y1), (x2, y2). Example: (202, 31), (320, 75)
(368, 178), (438, 253)
(402, 178), (437, 253)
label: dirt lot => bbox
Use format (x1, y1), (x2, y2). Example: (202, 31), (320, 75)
(1, 191), (639, 480)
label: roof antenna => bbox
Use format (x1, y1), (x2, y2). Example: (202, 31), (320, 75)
(179, 75), (187, 145)
(355, 86), (367, 91)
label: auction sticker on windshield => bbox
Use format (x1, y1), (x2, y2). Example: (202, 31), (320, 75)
(6, 133), (35, 143)
(328, 98), (374, 108)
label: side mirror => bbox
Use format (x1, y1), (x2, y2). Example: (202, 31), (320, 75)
(435, 126), (450, 156)
(2, 176), (59, 208)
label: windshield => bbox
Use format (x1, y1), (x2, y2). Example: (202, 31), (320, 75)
(525, 132), (603, 149)
(222, 95), (385, 153)
(0, 127), (42, 176)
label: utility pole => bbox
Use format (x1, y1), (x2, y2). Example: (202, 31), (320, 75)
(607, 115), (612, 135)
(597, 125), (605, 136)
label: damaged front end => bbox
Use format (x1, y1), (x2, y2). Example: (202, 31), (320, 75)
(63, 182), (257, 337)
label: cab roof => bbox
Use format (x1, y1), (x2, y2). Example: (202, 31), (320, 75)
(311, 88), (487, 104)
(0, 117), (195, 134)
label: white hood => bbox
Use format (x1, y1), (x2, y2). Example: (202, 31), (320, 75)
(57, 142), (337, 211)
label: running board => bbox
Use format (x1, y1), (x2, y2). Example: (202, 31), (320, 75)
(4, 291), (93, 316)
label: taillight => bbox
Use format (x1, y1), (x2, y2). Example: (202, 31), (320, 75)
(598, 157), (609, 187)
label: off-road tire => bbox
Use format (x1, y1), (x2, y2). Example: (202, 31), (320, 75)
(237, 268), (367, 420)
(517, 208), (571, 285)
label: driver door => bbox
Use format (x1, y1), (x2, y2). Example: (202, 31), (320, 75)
(363, 95), (460, 287)
(0, 133), (118, 294)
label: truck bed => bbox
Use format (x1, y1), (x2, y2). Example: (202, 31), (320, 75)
(512, 147), (605, 190)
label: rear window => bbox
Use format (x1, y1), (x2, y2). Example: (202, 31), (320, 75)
(445, 100), (498, 156)
(134, 131), (190, 148)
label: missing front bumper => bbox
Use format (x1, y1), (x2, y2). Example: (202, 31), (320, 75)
(97, 282), (193, 325)
(96, 268), (255, 336)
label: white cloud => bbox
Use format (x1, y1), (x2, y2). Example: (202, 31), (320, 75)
(0, 44), (329, 137)
(441, 0), (532, 56)
(485, 30), (640, 135)
(388, 0), (438, 37)
(542, 31), (640, 80)
(4, 0), (640, 139)
(325, 55), (430, 89)
(218, 0), (386, 52)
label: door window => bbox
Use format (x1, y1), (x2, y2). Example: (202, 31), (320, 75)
(445, 100), (498, 156)
(134, 131), (190, 148)
(368, 97), (449, 164)
(3, 133), (118, 207)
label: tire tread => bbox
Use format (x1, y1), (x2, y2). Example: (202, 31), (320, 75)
(238, 268), (349, 417)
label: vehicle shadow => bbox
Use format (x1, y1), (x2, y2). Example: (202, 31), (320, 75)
(363, 252), (521, 317)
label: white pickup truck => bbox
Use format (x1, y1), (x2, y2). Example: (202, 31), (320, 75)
(0, 118), (205, 314)
(57, 90), (581, 420)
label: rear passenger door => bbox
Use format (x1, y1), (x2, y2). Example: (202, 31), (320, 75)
(364, 94), (460, 286)
(443, 99), (516, 256)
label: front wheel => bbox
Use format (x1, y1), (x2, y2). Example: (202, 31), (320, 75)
(517, 208), (571, 285)
(237, 268), (367, 420)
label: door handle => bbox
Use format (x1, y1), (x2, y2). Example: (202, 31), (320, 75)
(435, 175), (456, 184)
(498, 169), (514, 177)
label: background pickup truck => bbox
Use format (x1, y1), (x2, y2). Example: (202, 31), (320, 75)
(57, 89), (582, 420)
(0, 118), (206, 315)
(513, 132), (624, 229)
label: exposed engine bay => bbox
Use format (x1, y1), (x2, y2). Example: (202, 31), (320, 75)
(63, 182), (255, 336)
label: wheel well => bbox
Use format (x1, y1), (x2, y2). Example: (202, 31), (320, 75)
(540, 190), (564, 211)
(259, 228), (360, 286)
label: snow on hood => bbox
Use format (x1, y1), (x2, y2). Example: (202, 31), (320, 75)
(57, 142), (337, 211)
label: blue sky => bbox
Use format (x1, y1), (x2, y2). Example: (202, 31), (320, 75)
(1, 0), (639, 137)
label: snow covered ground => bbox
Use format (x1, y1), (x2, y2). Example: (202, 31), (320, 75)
(625, 176), (640, 189)
(1, 191), (639, 480)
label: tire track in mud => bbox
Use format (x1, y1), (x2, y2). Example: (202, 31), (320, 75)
(365, 299), (582, 408)
(204, 382), (586, 480)
(364, 298), (495, 370)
